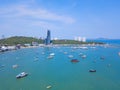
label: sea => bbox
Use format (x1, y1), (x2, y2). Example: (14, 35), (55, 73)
(0, 39), (120, 90)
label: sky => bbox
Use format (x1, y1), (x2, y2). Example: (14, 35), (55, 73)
(0, 0), (120, 39)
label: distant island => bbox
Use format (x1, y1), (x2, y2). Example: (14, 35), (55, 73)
(0, 36), (104, 46)
(96, 37), (109, 40)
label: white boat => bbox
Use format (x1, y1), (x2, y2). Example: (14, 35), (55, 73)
(81, 55), (86, 58)
(79, 53), (83, 56)
(47, 55), (54, 59)
(79, 47), (88, 50)
(118, 52), (120, 56)
(16, 72), (28, 79)
(46, 85), (52, 89)
(68, 55), (74, 58)
(64, 52), (67, 54)
(50, 53), (55, 56)
(12, 64), (18, 69)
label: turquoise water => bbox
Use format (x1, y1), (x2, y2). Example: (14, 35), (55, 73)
(0, 45), (120, 90)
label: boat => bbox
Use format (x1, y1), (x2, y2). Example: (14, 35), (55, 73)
(50, 53), (55, 56)
(0, 65), (5, 68)
(68, 55), (74, 58)
(47, 55), (54, 59)
(100, 56), (105, 60)
(81, 55), (86, 59)
(79, 47), (88, 50)
(71, 59), (79, 63)
(118, 52), (120, 56)
(64, 52), (67, 54)
(89, 69), (96, 72)
(16, 72), (28, 79)
(79, 53), (83, 56)
(46, 85), (52, 89)
(12, 64), (18, 69)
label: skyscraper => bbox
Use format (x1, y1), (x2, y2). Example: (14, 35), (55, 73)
(45, 30), (51, 45)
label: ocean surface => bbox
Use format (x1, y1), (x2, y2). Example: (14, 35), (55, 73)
(0, 40), (120, 90)
(88, 39), (120, 44)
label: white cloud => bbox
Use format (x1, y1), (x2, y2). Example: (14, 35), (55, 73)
(0, 3), (76, 38)
(0, 4), (75, 24)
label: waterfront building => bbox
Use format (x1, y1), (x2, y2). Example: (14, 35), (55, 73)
(32, 42), (39, 46)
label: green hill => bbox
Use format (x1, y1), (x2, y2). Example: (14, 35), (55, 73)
(52, 40), (104, 44)
(0, 36), (104, 45)
(0, 36), (43, 45)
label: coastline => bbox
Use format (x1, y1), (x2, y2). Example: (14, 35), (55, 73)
(0, 43), (108, 53)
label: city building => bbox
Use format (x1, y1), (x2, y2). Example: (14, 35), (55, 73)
(74, 37), (86, 42)
(45, 30), (52, 45)
(53, 37), (58, 40)
(32, 42), (39, 46)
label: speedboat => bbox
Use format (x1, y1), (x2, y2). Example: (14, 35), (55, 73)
(16, 72), (28, 79)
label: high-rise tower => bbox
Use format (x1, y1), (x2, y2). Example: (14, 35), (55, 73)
(45, 30), (51, 45)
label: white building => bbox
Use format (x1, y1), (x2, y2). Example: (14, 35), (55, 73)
(52, 37), (58, 40)
(74, 37), (86, 42)
(82, 37), (86, 42)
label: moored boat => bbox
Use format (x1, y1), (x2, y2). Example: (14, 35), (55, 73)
(89, 69), (96, 72)
(16, 72), (28, 79)
(46, 85), (52, 89)
(50, 53), (55, 56)
(71, 59), (79, 63)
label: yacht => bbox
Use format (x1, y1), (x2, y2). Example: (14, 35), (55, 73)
(16, 72), (28, 79)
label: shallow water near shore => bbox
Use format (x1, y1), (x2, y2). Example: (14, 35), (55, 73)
(0, 45), (120, 90)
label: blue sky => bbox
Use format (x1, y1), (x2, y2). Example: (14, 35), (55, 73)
(0, 0), (120, 39)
